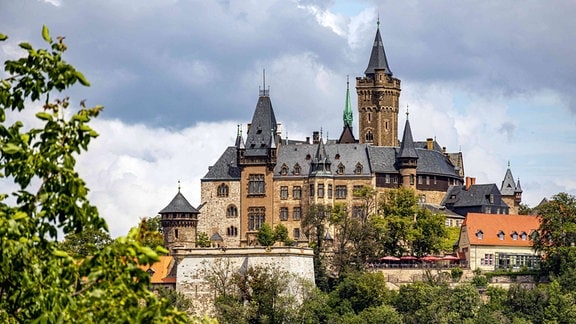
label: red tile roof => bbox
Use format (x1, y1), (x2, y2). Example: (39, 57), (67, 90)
(463, 213), (540, 247)
(140, 255), (175, 284)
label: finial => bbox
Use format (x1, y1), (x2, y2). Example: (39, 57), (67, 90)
(508, 160), (511, 168)
(406, 104), (409, 119)
(346, 75), (349, 88)
(237, 124), (241, 136)
(377, 13), (380, 28)
(263, 68), (266, 91)
(178, 180), (181, 192)
(320, 127), (323, 139)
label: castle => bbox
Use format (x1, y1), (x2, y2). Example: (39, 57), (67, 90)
(159, 23), (522, 252)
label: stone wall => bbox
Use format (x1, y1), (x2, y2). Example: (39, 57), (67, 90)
(199, 180), (241, 247)
(174, 247), (315, 316)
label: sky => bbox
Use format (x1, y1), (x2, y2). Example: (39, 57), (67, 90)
(1, 0), (575, 237)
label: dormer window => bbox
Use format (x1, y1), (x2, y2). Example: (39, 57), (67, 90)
(280, 164), (288, 176)
(498, 230), (505, 240)
(476, 230), (483, 240)
(520, 231), (527, 240)
(305, 154), (311, 160)
(293, 163), (301, 175)
(337, 163), (345, 175)
(354, 163), (363, 175)
(530, 230), (539, 241)
(511, 231), (518, 240)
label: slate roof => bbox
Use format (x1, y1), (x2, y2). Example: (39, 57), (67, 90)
(274, 143), (371, 177)
(245, 95), (278, 157)
(159, 191), (199, 214)
(501, 167), (522, 195)
(202, 146), (241, 181)
(463, 213), (540, 247)
(364, 26), (393, 76)
(398, 119), (418, 159)
(441, 184), (508, 209)
(367, 146), (460, 177)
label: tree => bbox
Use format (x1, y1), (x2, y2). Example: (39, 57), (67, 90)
(256, 222), (276, 247)
(0, 27), (186, 322)
(135, 216), (164, 249)
(196, 232), (211, 247)
(58, 226), (112, 257)
(273, 223), (289, 244)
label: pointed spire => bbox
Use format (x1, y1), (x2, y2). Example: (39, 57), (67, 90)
(364, 20), (393, 76)
(398, 118), (418, 159)
(245, 77), (278, 157)
(515, 178), (523, 193)
(343, 75), (353, 128)
(500, 163), (517, 195)
(235, 124), (245, 149)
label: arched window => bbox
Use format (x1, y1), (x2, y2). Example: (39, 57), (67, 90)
(226, 226), (238, 237)
(226, 205), (238, 218)
(365, 131), (374, 142)
(217, 183), (229, 197)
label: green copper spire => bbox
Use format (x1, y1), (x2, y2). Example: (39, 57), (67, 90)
(343, 76), (353, 128)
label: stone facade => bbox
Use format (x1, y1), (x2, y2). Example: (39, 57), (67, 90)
(198, 180), (241, 247)
(174, 247), (315, 316)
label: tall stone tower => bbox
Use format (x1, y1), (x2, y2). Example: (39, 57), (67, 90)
(159, 187), (199, 252)
(357, 22), (401, 147)
(500, 163), (523, 214)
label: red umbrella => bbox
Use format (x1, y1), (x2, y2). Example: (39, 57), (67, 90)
(380, 256), (401, 261)
(400, 255), (418, 261)
(420, 256), (441, 262)
(442, 255), (459, 261)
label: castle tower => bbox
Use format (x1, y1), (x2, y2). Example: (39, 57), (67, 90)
(338, 77), (356, 144)
(356, 21), (401, 147)
(397, 115), (418, 188)
(500, 163), (523, 214)
(159, 186), (199, 252)
(239, 83), (279, 245)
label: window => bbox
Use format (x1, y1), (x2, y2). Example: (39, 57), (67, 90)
(481, 254), (494, 266)
(226, 226), (238, 237)
(280, 207), (289, 221)
(335, 185), (347, 199)
(365, 131), (373, 142)
(248, 174), (265, 195)
(328, 184), (333, 198)
(385, 174), (390, 184)
(511, 231), (518, 240)
(293, 186), (302, 200)
(434, 176), (437, 185)
(337, 163), (345, 175)
(498, 230), (505, 240)
(426, 176), (430, 185)
(318, 184), (324, 198)
(280, 164), (288, 176)
(418, 176), (423, 185)
(280, 186), (288, 200)
(293, 163), (301, 175)
(174, 229), (179, 239)
(489, 194), (495, 204)
(293, 207), (301, 221)
(248, 207), (265, 230)
(293, 228), (300, 239)
(520, 231), (527, 240)
(355, 163), (363, 174)
(410, 174), (415, 185)
(227, 205), (238, 218)
(309, 184), (314, 197)
(217, 183), (229, 197)
(476, 230), (483, 240)
(352, 206), (364, 218)
(530, 231), (539, 241)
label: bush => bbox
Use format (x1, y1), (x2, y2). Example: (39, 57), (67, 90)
(451, 267), (464, 282)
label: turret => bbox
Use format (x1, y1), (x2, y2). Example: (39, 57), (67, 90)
(159, 185), (199, 252)
(396, 114), (418, 188)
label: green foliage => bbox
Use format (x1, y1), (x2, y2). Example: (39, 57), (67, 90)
(136, 216), (165, 249)
(0, 27), (186, 322)
(440, 225), (461, 253)
(451, 267), (464, 282)
(196, 232), (211, 247)
(518, 203), (532, 215)
(256, 222), (276, 247)
(329, 271), (393, 315)
(157, 287), (193, 313)
(273, 223), (289, 243)
(534, 193), (576, 253)
(58, 226), (112, 257)
(471, 274), (489, 288)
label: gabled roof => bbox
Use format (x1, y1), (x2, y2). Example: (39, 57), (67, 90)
(463, 213), (540, 246)
(245, 95), (278, 157)
(202, 146), (241, 181)
(364, 26), (393, 76)
(159, 191), (199, 214)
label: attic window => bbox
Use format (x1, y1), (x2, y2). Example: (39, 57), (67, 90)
(354, 163), (363, 174)
(306, 154), (311, 160)
(498, 230), (505, 240)
(530, 230), (539, 241)
(335, 153), (340, 160)
(337, 163), (345, 175)
(293, 163), (301, 175)
(520, 231), (527, 240)
(146, 268), (155, 275)
(511, 231), (518, 240)
(476, 230), (483, 240)
(280, 164), (288, 176)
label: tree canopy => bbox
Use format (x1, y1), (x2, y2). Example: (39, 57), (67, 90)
(0, 26), (186, 322)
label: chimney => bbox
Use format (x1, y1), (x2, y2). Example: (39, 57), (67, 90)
(306, 137), (310, 144)
(312, 131), (320, 144)
(427, 138), (434, 150)
(465, 177), (476, 190)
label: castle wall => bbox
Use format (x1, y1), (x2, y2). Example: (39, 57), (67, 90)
(175, 247), (315, 316)
(199, 180), (241, 247)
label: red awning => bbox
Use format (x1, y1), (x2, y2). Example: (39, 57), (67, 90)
(380, 256), (401, 261)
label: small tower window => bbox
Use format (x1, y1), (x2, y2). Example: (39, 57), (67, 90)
(174, 229), (179, 239)
(217, 183), (229, 197)
(354, 163), (363, 175)
(365, 131), (374, 142)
